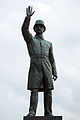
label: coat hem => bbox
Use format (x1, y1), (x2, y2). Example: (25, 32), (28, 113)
(27, 87), (54, 92)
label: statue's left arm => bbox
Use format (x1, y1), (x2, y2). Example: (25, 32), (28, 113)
(49, 43), (58, 81)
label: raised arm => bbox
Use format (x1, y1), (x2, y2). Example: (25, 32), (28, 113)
(49, 43), (58, 81)
(21, 6), (35, 44)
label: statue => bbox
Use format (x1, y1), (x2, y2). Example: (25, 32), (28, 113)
(21, 6), (58, 116)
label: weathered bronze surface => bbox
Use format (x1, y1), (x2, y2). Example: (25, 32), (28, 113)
(21, 6), (58, 116)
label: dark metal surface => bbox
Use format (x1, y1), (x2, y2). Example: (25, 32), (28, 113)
(21, 6), (58, 116)
(21, 14), (57, 92)
(23, 116), (62, 120)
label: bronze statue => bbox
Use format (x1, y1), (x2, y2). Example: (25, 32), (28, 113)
(21, 6), (57, 116)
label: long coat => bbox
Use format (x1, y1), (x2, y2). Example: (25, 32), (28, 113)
(21, 17), (57, 92)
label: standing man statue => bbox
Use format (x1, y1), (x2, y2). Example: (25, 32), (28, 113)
(21, 6), (58, 116)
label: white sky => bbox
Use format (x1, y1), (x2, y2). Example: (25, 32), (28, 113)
(0, 0), (80, 120)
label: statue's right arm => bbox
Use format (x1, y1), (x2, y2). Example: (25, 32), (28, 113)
(21, 6), (35, 43)
(21, 16), (32, 44)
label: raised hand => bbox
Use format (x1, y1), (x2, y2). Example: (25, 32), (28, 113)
(26, 6), (35, 17)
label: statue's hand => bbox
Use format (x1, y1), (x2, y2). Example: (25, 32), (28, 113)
(26, 6), (35, 17)
(53, 75), (58, 81)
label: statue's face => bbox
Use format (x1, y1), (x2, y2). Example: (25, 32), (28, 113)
(35, 24), (44, 34)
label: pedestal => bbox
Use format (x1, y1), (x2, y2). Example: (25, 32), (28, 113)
(23, 116), (62, 120)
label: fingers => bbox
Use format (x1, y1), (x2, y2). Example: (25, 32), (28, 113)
(28, 6), (32, 11)
(26, 8), (28, 14)
(28, 6), (31, 10)
(26, 6), (31, 12)
(54, 78), (57, 81)
(31, 7), (33, 12)
(26, 6), (35, 17)
(32, 11), (35, 16)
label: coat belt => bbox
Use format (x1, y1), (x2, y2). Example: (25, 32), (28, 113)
(31, 55), (49, 59)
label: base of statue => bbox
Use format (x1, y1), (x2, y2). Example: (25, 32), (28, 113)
(23, 116), (62, 120)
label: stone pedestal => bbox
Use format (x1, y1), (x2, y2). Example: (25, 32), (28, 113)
(23, 116), (62, 120)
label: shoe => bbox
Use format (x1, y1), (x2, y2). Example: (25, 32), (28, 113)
(45, 114), (54, 116)
(27, 113), (35, 117)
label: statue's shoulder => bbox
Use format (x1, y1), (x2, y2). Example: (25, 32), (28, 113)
(44, 39), (52, 45)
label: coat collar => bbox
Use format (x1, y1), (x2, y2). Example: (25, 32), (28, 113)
(34, 34), (44, 40)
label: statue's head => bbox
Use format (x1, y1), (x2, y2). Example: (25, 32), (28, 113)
(33, 20), (46, 34)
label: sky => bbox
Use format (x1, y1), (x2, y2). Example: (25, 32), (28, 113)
(0, 0), (80, 120)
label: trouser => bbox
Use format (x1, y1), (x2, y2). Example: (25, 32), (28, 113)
(29, 89), (52, 116)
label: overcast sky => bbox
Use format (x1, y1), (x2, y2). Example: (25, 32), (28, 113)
(0, 0), (80, 120)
